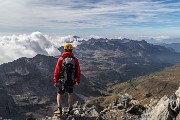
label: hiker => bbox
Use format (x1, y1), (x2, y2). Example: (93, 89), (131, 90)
(53, 43), (81, 115)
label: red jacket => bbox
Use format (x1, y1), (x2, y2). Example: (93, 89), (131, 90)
(54, 52), (81, 84)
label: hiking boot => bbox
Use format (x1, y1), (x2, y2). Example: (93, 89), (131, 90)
(68, 107), (73, 115)
(54, 108), (62, 115)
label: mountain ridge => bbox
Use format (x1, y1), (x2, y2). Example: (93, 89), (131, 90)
(0, 38), (180, 119)
(108, 63), (180, 104)
(73, 38), (180, 85)
(0, 54), (101, 119)
(158, 43), (180, 53)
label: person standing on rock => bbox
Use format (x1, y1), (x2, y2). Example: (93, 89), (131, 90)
(54, 43), (81, 115)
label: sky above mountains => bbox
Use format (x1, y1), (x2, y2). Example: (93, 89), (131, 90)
(0, 0), (180, 40)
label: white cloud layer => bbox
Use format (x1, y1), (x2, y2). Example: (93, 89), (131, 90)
(0, 32), (83, 65)
(151, 35), (170, 41)
(48, 35), (83, 48)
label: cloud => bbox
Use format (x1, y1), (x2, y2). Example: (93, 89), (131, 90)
(151, 35), (170, 41)
(88, 35), (103, 39)
(0, 32), (61, 64)
(138, 35), (180, 43)
(0, 0), (180, 32)
(47, 35), (83, 47)
(0, 32), (87, 64)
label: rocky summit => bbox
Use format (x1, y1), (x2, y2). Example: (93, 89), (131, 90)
(35, 87), (180, 120)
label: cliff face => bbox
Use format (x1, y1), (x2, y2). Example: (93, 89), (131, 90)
(0, 88), (17, 118)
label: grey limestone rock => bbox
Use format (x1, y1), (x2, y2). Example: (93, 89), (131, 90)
(141, 87), (180, 120)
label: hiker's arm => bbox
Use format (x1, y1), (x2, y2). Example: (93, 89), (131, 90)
(75, 58), (81, 84)
(54, 57), (63, 83)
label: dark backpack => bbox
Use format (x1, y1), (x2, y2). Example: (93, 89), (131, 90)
(59, 56), (76, 86)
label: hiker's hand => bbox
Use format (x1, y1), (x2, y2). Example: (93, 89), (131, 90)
(76, 82), (80, 86)
(54, 83), (59, 87)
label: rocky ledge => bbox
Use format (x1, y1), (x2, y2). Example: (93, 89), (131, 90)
(26, 87), (180, 120)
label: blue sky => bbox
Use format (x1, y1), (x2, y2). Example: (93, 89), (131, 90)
(0, 0), (180, 39)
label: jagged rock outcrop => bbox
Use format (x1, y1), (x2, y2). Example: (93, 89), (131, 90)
(99, 94), (144, 120)
(40, 94), (144, 120)
(141, 87), (180, 120)
(40, 87), (180, 120)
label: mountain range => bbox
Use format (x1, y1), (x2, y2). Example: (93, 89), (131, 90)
(0, 55), (100, 119)
(73, 38), (180, 85)
(158, 43), (180, 53)
(0, 38), (180, 119)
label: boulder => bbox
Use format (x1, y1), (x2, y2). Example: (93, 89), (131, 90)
(141, 87), (180, 120)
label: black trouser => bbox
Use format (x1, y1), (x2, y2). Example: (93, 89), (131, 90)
(57, 81), (74, 94)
